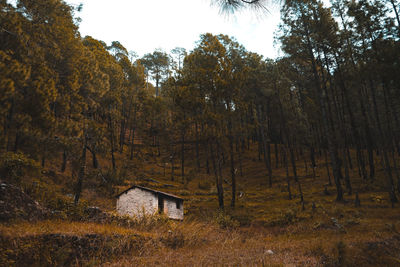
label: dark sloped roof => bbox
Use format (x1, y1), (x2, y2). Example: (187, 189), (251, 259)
(115, 184), (183, 200)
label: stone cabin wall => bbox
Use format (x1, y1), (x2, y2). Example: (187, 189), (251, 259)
(116, 187), (184, 220)
(116, 188), (158, 217)
(163, 197), (184, 220)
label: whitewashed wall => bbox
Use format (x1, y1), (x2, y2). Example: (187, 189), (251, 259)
(116, 188), (158, 217)
(163, 198), (184, 220)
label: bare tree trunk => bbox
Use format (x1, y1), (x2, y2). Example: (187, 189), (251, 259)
(130, 128), (135, 160)
(87, 146), (98, 169)
(258, 105), (272, 187)
(205, 142), (210, 174)
(275, 142), (279, 168)
(41, 142), (46, 168)
(305, 28), (343, 201)
(282, 146), (292, 200)
(390, 0), (400, 32)
(210, 140), (224, 210)
(238, 139), (243, 177)
(277, 89), (303, 206)
(61, 149), (67, 173)
(343, 149), (352, 195)
(181, 127), (185, 184)
(109, 114), (116, 170)
(195, 121), (200, 170)
(227, 116), (236, 208)
(129, 103), (138, 160)
(310, 146), (316, 179)
(324, 150), (332, 186)
(170, 151), (175, 182)
(74, 137), (87, 205)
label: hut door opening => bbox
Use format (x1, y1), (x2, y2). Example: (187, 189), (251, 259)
(158, 196), (164, 214)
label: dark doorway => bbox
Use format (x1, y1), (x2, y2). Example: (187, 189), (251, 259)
(158, 196), (164, 214)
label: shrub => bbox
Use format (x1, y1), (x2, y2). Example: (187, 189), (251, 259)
(267, 208), (299, 226)
(0, 152), (40, 184)
(214, 211), (239, 229)
(24, 180), (88, 220)
(160, 229), (185, 249)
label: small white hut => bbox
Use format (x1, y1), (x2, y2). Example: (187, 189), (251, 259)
(115, 185), (184, 220)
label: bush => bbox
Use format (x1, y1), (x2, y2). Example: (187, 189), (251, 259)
(267, 208), (299, 227)
(160, 229), (185, 249)
(214, 211), (239, 229)
(24, 180), (88, 220)
(0, 152), (40, 184)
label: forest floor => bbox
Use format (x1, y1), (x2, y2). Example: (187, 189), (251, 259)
(1, 144), (400, 266)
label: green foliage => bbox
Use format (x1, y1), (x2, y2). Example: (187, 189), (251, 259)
(23, 179), (88, 220)
(0, 152), (39, 183)
(213, 211), (240, 229)
(267, 208), (299, 226)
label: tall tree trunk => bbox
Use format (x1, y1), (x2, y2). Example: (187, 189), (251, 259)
(130, 128), (135, 160)
(336, 7), (373, 180)
(304, 24), (343, 201)
(210, 140), (224, 210)
(87, 146), (98, 169)
(41, 141), (46, 168)
(119, 119), (126, 154)
(109, 114), (116, 170)
(227, 116), (236, 208)
(61, 149), (67, 173)
(181, 127), (185, 184)
(74, 137), (87, 205)
(195, 121), (200, 170)
(343, 149), (352, 195)
(283, 146), (292, 200)
(324, 150), (332, 186)
(170, 151), (175, 181)
(13, 131), (19, 152)
(258, 105), (272, 187)
(205, 142), (210, 174)
(238, 139), (243, 177)
(277, 89), (303, 206)
(129, 103), (138, 160)
(310, 146), (316, 179)
(389, 0), (400, 34)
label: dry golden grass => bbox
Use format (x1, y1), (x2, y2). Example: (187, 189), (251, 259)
(3, 144), (400, 266)
(0, 220), (146, 237)
(95, 144), (400, 266)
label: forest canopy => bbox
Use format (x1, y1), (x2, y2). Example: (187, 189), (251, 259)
(1, 0), (400, 209)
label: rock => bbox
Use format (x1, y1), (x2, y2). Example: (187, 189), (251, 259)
(266, 249), (274, 255)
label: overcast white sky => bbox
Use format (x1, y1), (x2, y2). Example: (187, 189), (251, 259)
(65, 0), (283, 59)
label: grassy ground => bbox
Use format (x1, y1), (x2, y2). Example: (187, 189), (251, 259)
(2, 143), (400, 266)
